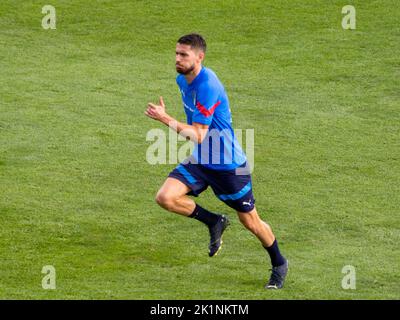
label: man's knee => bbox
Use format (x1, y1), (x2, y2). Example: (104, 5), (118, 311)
(240, 218), (257, 233)
(155, 191), (176, 211)
(238, 213), (261, 235)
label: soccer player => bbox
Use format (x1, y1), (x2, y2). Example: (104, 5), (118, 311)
(145, 33), (288, 289)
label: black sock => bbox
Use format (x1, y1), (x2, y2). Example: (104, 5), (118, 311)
(189, 204), (220, 227)
(264, 239), (286, 267)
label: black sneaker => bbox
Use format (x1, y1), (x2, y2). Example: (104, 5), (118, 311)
(265, 259), (289, 289)
(208, 215), (230, 257)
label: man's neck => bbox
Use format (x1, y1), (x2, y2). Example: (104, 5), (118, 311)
(185, 64), (202, 84)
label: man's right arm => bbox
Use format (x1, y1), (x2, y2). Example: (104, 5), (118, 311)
(145, 97), (209, 144)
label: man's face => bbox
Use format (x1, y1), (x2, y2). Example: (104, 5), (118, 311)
(175, 43), (204, 75)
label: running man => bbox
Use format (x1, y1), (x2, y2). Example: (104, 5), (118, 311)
(145, 33), (288, 289)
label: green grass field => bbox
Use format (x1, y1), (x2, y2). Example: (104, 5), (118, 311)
(1, 0), (399, 299)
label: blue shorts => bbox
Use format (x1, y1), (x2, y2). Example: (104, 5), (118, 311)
(168, 160), (255, 213)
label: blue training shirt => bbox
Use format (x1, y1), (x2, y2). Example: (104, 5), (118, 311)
(176, 66), (246, 171)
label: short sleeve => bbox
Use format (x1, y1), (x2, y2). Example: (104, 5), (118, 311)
(192, 83), (221, 125)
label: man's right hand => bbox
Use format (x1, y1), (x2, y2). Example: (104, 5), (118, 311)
(145, 96), (167, 122)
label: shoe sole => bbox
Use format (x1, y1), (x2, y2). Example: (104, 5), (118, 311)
(212, 240), (223, 257)
(265, 260), (289, 290)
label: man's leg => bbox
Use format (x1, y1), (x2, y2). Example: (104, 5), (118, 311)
(155, 177), (195, 216)
(237, 206), (288, 289)
(155, 177), (229, 256)
(237, 206), (276, 247)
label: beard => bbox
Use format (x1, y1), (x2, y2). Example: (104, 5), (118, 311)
(176, 63), (195, 75)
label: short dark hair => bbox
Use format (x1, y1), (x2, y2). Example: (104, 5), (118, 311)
(177, 33), (207, 53)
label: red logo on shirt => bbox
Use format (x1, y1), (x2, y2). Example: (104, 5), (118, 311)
(195, 101), (221, 117)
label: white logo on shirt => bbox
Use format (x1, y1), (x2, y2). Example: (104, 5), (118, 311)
(183, 103), (194, 112)
(193, 92), (197, 106)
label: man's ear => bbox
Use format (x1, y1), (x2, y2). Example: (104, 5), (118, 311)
(198, 50), (205, 62)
